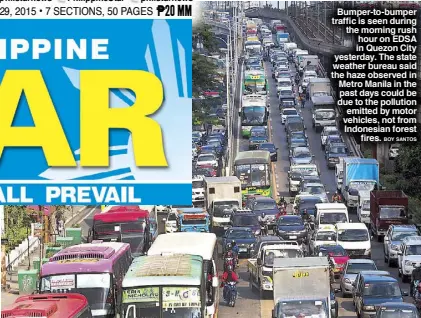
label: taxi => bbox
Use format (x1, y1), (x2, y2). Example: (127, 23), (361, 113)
(309, 224), (337, 255)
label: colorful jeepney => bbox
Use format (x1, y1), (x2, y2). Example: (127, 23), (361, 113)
(243, 70), (267, 95)
(240, 94), (268, 138)
(122, 254), (212, 318)
(234, 150), (272, 199)
(89, 206), (151, 257)
(177, 207), (210, 233)
(39, 242), (132, 318)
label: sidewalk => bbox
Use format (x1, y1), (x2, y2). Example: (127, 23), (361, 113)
(1, 206), (86, 307)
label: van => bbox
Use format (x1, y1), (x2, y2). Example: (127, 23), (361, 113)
(336, 222), (371, 258)
(357, 190), (371, 224)
(315, 203), (349, 228)
(398, 235), (421, 282)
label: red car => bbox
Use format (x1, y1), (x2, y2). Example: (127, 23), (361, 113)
(317, 244), (350, 278)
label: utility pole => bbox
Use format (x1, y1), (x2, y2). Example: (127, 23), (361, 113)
(1, 206), (6, 291)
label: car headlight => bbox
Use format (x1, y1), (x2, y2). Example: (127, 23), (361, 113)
(255, 230), (260, 235)
(391, 244), (399, 251)
(364, 248), (371, 255)
(363, 305), (375, 311)
(344, 278), (351, 284)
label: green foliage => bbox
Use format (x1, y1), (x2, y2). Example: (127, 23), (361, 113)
(192, 52), (218, 97)
(193, 23), (218, 52)
(4, 206), (32, 250)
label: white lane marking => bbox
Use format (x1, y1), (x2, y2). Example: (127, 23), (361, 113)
(79, 206), (98, 223)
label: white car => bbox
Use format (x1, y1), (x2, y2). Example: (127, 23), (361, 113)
(164, 211), (178, 233)
(321, 126), (339, 147)
(192, 176), (205, 205)
(276, 77), (293, 89)
(309, 224), (337, 255)
(299, 182), (329, 203)
(196, 154), (218, 168)
(281, 108), (299, 124)
(398, 236), (421, 282)
(389, 143), (400, 159)
(192, 143), (198, 159)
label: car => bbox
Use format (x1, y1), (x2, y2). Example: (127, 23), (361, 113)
(249, 135), (269, 150)
(321, 126), (340, 149)
(290, 146), (314, 165)
(278, 87), (294, 98)
(324, 135), (343, 149)
(276, 70), (292, 79)
(384, 224), (419, 267)
(257, 142), (278, 161)
(249, 235), (284, 258)
(276, 61), (289, 72)
(163, 210), (178, 233)
(281, 108), (299, 124)
(196, 153), (218, 169)
(276, 77), (292, 90)
(199, 145), (218, 157)
(193, 165), (217, 177)
(398, 236), (421, 282)
(248, 196), (279, 229)
(286, 122), (306, 140)
(389, 143), (400, 160)
(250, 126), (267, 138)
(325, 142), (350, 168)
(221, 227), (256, 256)
(299, 182), (329, 203)
(276, 215), (308, 244)
(352, 270), (391, 304)
(299, 175), (322, 192)
(296, 195), (323, 220)
(315, 244), (350, 278)
(205, 139), (223, 156)
(229, 210), (260, 235)
(354, 275), (406, 318)
(288, 137), (309, 152)
(287, 131), (307, 144)
(279, 96), (296, 109)
(375, 302), (419, 318)
(309, 224), (337, 255)
(339, 259), (378, 297)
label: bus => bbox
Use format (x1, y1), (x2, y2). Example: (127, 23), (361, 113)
(147, 233), (219, 318)
(89, 206), (151, 256)
(234, 150), (272, 198)
(39, 242), (132, 318)
(1, 293), (92, 318)
(243, 70), (267, 95)
(177, 208), (210, 233)
(121, 254), (209, 318)
(240, 94), (268, 138)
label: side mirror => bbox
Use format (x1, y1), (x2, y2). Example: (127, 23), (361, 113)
(257, 258), (262, 266)
(212, 276), (219, 288)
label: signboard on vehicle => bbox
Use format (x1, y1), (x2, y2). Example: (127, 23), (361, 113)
(50, 274), (75, 289)
(123, 287), (159, 303)
(162, 287), (201, 308)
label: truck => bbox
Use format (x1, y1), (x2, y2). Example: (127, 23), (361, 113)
(276, 32), (289, 45)
(272, 257), (331, 318)
(370, 190), (410, 241)
(341, 158), (380, 209)
(300, 55), (320, 72)
(248, 242), (303, 298)
(204, 176), (242, 231)
(177, 207), (210, 232)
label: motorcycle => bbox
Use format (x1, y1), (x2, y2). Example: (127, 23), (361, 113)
(223, 281), (237, 307)
(259, 222), (268, 236)
(223, 257), (235, 272)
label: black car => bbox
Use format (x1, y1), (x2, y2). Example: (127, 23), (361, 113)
(279, 96), (296, 109)
(375, 302), (419, 318)
(287, 131), (307, 145)
(296, 196), (323, 219)
(230, 211), (260, 235)
(221, 227), (256, 256)
(249, 135), (269, 150)
(284, 116), (303, 132)
(257, 143), (278, 161)
(286, 123), (306, 143)
(248, 196), (279, 230)
(276, 215), (308, 244)
(325, 142), (350, 169)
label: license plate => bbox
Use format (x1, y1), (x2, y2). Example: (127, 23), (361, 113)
(289, 236), (297, 239)
(239, 248), (247, 252)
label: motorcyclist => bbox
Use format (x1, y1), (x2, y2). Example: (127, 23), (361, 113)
(221, 265), (239, 301)
(258, 212), (268, 235)
(302, 209), (311, 222)
(225, 243), (232, 256)
(411, 264), (421, 297)
(231, 240), (239, 266)
(332, 191), (342, 203)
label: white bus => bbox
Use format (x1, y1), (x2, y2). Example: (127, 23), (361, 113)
(147, 233), (219, 318)
(240, 94), (268, 138)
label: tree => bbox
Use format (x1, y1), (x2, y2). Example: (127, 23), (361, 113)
(193, 23), (218, 52)
(192, 53), (218, 97)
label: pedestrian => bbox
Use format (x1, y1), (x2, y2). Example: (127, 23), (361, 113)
(301, 96), (305, 108)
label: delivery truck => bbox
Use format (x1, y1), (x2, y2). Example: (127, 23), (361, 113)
(272, 257), (331, 318)
(370, 190), (409, 241)
(341, 158), (380, 209)
(204, 176), (242, 231)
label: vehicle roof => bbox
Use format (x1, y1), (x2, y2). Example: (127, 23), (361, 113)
(316, 203), (347, 210)
(234, 150), (271, 163)
(147, 233), (217, 261)
(263, 243), (300, 251)
(378, 302), (417, 310)
(402, 236), (421, 245)
(279, 215), (302, 220)
(122, 254), (203, 288)
(259, 142), (275, 147)
(177, 208), (208, 214)
(250, 126), (266, 131)
(390, 224), (417, 231)
(323, 126), (338, 131)
(93, 210), (149, 223)
(303, 182), (324, 187)
(327, 142), (346, 147)
(319, 244), (345, 251)
(359, 270), (390, 276)
(228, 227), (253, 232)
(317, 225), (337, 232)
(343, 157), (379, 165)
(362, 275), (397, 283)
(273, 256), (328, 268)
(282, 108), (297, 112)
(347, 259), (376, 264)
(198, 153), (216, 157)
(254, 196), (276, 202)
(293, 146), (310, 152)
(204, 176), (239, 184)
(335, 223), (368, 230)
(257, 235), (283, 242)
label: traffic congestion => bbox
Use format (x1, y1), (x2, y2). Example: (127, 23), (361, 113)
(2, 9), (421, 318)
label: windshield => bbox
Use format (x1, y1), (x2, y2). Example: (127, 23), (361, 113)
(316, 231), (336, 241)
(122, 286), (202, 318)
(406, 245), (421, 255)
(291, 168), (318, 176)
(392, 231), (418, 241)
(319, 246), (347, 256)
(380, 207), (407, 219)
(380, 309), (418, 318)
(198, 155), (215, 162)
(41, 273), (111, 312)
(338, 229), (369, 242)
(294, 149), (311, 158)
(213, 201), (239, 217)
(192, 180), (203, 189)
(348, 181), (376, 192)
(320, 213), (348, 224)
(259, 144), (275, 151)
(167, 213), (177, 221)
(278, 217), (303, 226)
(227, 230), (254, 239)
(283, 109), (297, 116)
(315, 111), (335, 120)
(346, 262), (377, 274)
(330, 146), (347, 154)
(264, 249), (301, 266)
(326, 129), (339, 136)
(94, 220), (145, 238)
(254, 201), (277, 211)
(242, 106), (266, 124)
(233, 215), (259, 226)
(363, 282), (402, 297)
(280, 90), (293, 96)
(280, 99), (295, 106)
(235, 164), (269, 188)
(250, 129), (267, 137)
(277, 300), (328, 318)
(303, 185), (325, 195)
(181, 218), (207, 225)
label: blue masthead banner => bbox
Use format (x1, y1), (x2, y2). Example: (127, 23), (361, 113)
(0, 19), (192, 205)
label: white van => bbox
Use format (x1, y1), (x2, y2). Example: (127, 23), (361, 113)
(336, 223), (371, 258)
(335, 158), (344, 191)
(357, 190), (371, 224)
(315, 203), (349, 228)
